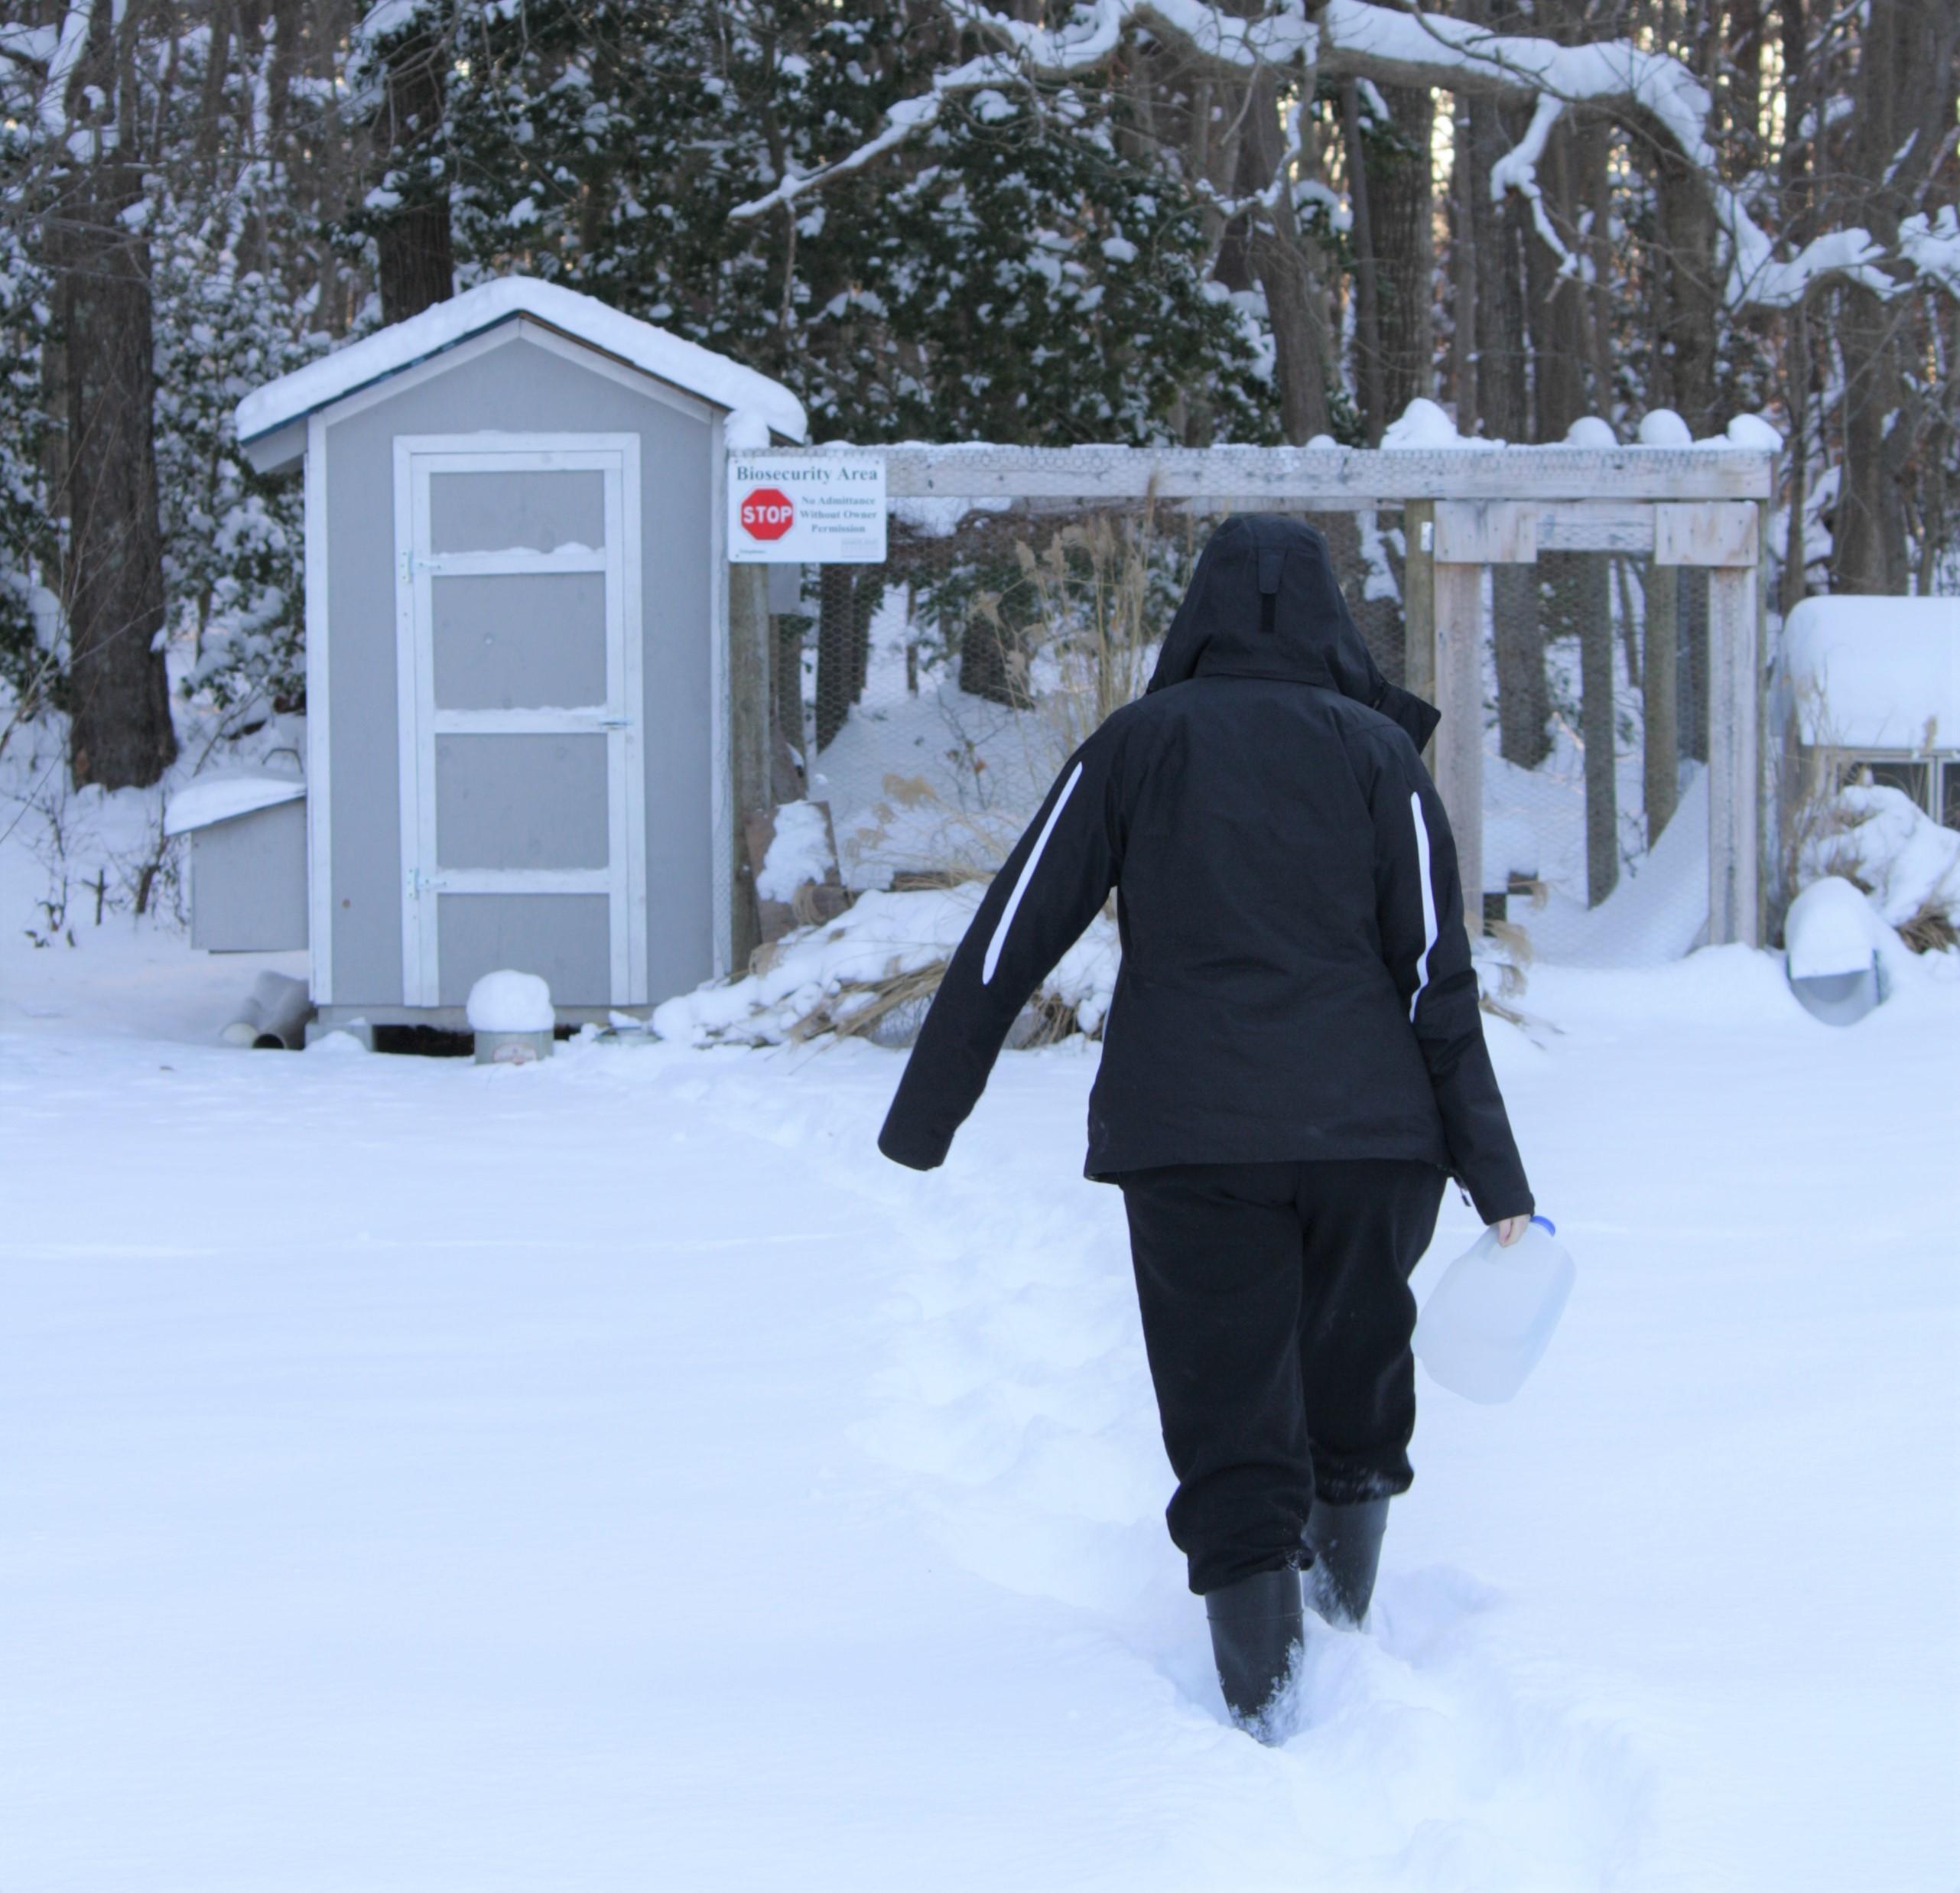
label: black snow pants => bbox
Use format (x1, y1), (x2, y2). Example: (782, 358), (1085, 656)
(1119, 1157), (1448, 1596)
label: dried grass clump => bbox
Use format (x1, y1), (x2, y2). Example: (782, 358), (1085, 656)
(1481, 916), (1534, 1002)
(787, 964), (1084, 1049)
(790, 962), (949, 1045)
(1898, 896), (1960, 955)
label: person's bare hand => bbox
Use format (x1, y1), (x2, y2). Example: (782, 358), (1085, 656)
(1494, 1215), (1532, 1247)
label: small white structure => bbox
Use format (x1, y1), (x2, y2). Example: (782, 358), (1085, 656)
(229, 277), (808, 1033)
(1784, 596), (1960, 829)
(164, 774), (309, 952)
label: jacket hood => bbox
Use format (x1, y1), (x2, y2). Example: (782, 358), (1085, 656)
(1146, 514), (1440, 750)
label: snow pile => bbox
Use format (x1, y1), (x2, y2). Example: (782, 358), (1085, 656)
(1494, 718), (1713, 969)
(1629, 408), (1781, 451)
(162, 773), (305, 837)
(1722, 412), (1784, 452)
(1796, 783), (1960, 935)
(756, 801), (835, 901)
(1380, 396), (1497, 450)
(652, 886), (1120, 1046)
(465, 970), (554, 1033)
(1637, 408), (1692, 448)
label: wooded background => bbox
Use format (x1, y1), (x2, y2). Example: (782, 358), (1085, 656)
(2, 0), (1955, 792)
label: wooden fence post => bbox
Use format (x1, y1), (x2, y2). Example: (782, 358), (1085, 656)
(1706, 555), (1760, 948)
(1403, 499), (1436, 756)
(728, 561), (774, 968)
(1433, 559), (1485, 935)
(1657, 502), (1762, 949)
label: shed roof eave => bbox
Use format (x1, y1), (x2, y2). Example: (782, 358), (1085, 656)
(233, 276), (808, 449)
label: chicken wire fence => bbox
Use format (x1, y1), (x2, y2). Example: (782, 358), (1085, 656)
(772, 501), (1717, 972)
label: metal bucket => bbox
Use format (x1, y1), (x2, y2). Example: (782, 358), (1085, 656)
(473, 1028), (555, 1065)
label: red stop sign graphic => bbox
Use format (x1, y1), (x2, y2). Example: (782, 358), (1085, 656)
(739, 485), (795, 542)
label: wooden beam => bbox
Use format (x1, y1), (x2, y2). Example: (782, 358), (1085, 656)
(1434, 561), (1485, 935)
(780, 445), (1773, 504)
(1535, 503), (1660, 553)
(1435, 500), (1538, 562)
(1655, 501), (1760, 567)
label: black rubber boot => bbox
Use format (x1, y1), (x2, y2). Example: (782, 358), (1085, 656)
(1302, 1497), (1390, 1628)
(1204, 1566), (1305, 1738)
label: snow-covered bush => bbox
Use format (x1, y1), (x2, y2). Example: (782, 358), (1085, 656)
(0, 129), (57, 712)
(152, 216), (326, 717)
(1795, 782), (1960, 954)
(652, 886), (1119, 1049)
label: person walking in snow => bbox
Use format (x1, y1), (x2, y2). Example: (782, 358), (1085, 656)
(877, 515), (1533, 1738)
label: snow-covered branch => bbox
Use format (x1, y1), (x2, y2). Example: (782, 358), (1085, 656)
(730, 0), (1318, 220)
(1317, 2), (1900, 307)
(733, 0), (1952, 311)
(1194, 99), (1305, 220)
(36, 3), (94, 146)
(0, 9), (87, 138)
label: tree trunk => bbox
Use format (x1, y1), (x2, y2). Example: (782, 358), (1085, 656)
(1575, 555), (1617, 905)
(1651, 145), (1721, 434)
(1474, 73), (1549, 772)
(1526, 123), (1589, 437)
(1241, 67), (1331, 442)
(1368, 83), (1435, 428)
(1826, 0), (1959, 594)
(58, 0), (177, 791)
(1492, 567), (1549, 766)
(375, 21), (456, 322)
(1471, 99), (1530, 441)
(1449, 99), (1477, 433)
(1341, 82), (1386, 444)
(1831, 292), (1914, 594)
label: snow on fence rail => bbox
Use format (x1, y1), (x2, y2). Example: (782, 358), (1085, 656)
(736, 437), (1774, 974)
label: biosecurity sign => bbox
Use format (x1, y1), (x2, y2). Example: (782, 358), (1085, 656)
(727, 453), (886, 564)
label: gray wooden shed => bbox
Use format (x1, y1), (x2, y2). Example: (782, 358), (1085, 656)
(235, 278), (807, 1031)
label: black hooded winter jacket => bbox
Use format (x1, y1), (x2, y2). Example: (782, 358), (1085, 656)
(876, 515), (1533, 1224)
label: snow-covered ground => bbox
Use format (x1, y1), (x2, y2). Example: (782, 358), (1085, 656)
(3, 870), (1957, 1890)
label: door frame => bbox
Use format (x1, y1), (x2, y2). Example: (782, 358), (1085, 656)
(392, 431), (646, 1007)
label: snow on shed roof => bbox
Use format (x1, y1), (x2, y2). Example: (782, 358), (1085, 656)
(165, 773), (307, 837)
(1784, 596), (1960, 749)
(233, 277), (808, 447)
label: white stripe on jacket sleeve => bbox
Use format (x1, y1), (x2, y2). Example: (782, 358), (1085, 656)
(1407, 789), (1439, 1023)
(982, 763), (1084, 985)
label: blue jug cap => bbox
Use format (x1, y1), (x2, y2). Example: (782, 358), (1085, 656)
(1530, 1215), (1555, 1235)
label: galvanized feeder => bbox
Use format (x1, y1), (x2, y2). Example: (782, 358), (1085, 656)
(467, 971), (557, 1065)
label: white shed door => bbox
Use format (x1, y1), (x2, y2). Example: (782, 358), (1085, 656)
(393, 434), (645, 1010)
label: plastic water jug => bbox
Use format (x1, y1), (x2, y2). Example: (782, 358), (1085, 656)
(1413, 1216), (1575, 1404)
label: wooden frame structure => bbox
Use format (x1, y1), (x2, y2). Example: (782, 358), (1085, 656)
(765, 443), (1775, 948)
